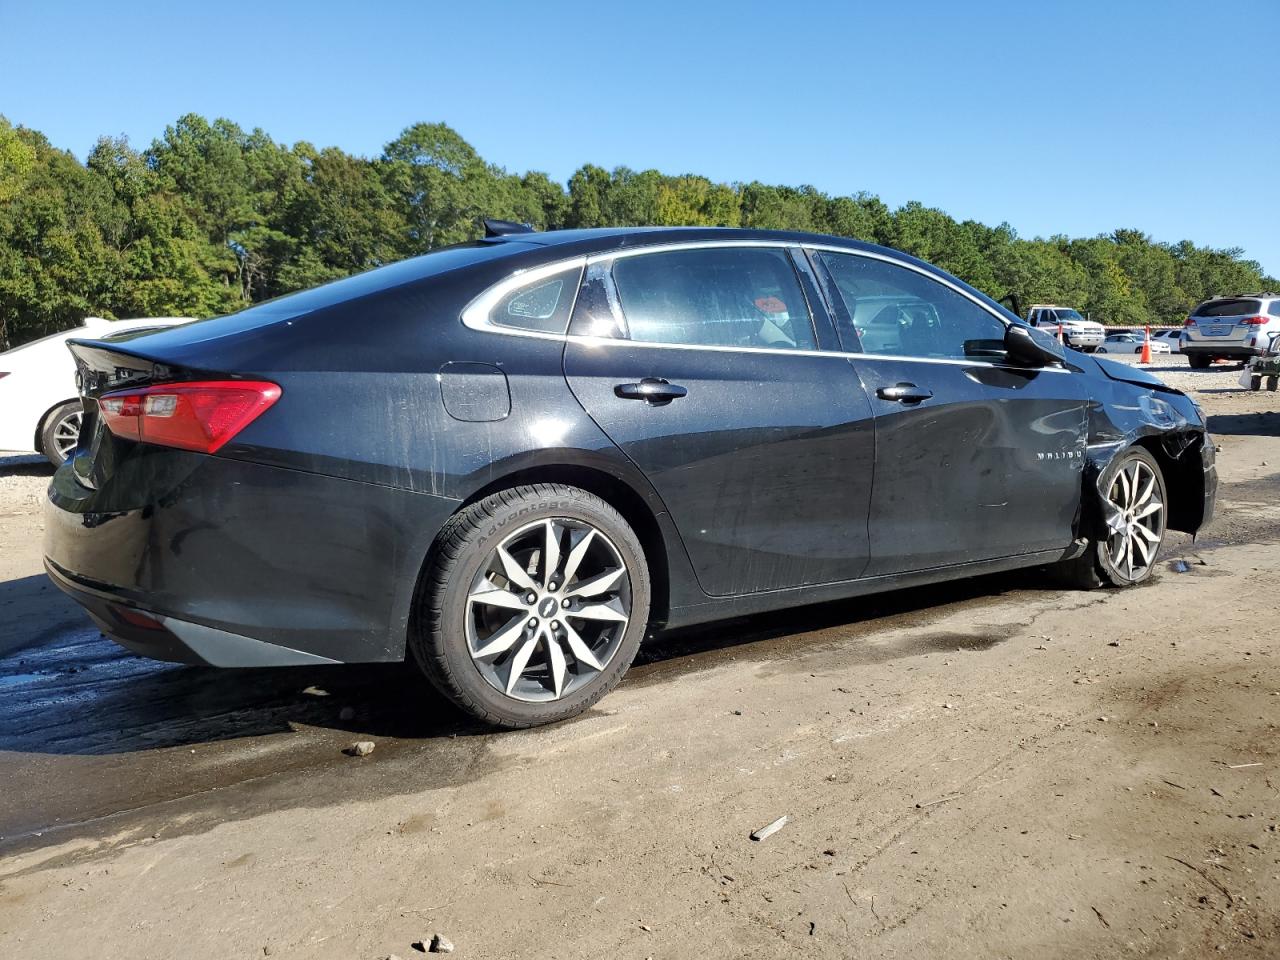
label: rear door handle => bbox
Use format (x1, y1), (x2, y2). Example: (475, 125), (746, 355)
(614, 378), (688, 404)
(876, 382), (933, 404)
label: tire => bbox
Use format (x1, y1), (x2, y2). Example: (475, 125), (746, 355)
(1052, 447), (1167, 589)
(1187, 353), (1210, 370)
(1268, 377), (1278, 392)
(409, 483), (651, 728)
(38, 401), (83, 466)
(1251, 375), (1262, 392)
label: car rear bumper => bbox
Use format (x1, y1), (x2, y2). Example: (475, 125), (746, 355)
(43, 450), (459, 665)
(1181, 342), (1262, 357)
(1065, 333), (1104, 348)
(45, 559), (341, 665)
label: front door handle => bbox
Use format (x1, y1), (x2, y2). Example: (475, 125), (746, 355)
(614, 378), (688, 404)
(876, 382), (933, 404)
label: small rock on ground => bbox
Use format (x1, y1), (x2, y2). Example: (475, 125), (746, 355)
(346, 741), (375, 757)
(430, 933), (455, 953)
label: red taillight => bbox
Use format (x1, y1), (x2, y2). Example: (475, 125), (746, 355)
(98, 380), (281, 453)
(1183, 316), (1196, 327)
(0, 371), (9, 379)
(1240, 315), (1268, 325)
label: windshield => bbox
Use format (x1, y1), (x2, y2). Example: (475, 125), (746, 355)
(1055, 309), (1085, 322)
(1194, 298), (1262, 318)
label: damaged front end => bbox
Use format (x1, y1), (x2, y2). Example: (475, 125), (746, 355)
(1079, 366), (1217, 543)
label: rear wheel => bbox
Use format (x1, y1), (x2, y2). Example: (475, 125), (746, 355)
(39, 401), (82, 466)
(1187, 353), (1210, 370)
(1054, 447), (1167, 589)
(410, 484), (650, 728)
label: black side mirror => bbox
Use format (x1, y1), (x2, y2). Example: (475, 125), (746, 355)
(1004, 323), (1065, 367)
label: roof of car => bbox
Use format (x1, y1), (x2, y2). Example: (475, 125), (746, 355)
(487, 225), (888, 254)
(1200, 292), (1278, 302)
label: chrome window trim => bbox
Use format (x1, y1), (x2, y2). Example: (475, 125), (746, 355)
(460, 256), (588, 341)
(561, 333), (1071, 373)
(459, 239), (1067, 372)
(584, 239), (801, 264)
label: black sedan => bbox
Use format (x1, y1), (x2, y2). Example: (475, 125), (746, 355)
(45, 226), (1217, 727)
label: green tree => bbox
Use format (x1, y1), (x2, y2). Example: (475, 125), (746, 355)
(3, 113), (1278, 348)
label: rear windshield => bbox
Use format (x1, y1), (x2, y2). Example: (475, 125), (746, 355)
(1193, 298), (1261, 317)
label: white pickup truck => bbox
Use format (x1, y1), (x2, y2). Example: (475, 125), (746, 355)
(1026, 305), (1105, 353)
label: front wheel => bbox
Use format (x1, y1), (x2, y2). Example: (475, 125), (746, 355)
(410, 484), (651, 728)
(1053, 447), (1167, 589)
(39, 401), (82, 466)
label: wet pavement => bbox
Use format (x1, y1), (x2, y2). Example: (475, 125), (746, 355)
(0, 564), (1046, 849)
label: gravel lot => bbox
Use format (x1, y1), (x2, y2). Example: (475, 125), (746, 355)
(1, 354), (1277, 959)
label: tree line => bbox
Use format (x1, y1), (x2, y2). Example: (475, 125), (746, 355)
(1, 112), (1274, 349)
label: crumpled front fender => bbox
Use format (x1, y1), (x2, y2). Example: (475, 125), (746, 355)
(1080, 380), (1213, 539)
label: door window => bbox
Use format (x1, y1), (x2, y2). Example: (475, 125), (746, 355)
(608, 247), (817, 351)
(818, 252), (1007, 360)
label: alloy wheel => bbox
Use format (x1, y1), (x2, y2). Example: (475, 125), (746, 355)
(53, 411), (82, 462)
(1104, 459), (1164, 580)
(465, 518), (632, 703)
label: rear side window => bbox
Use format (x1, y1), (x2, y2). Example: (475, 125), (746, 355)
(1193, 298), (1262, 318)
(609, 247), (817, 351)
(818, 252), (1007, 360)
(1269, 301), (1280, 317)
(487, 265), (583, 334)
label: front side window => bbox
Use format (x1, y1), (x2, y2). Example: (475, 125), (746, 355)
(488, 265), (583, 334)
(818, 252), (1007, 360)
(608, 247), (817, 351)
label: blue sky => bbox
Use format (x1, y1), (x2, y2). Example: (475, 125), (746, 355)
(4, 0), (1277, 275)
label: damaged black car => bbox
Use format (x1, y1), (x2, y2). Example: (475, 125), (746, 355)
(43, 226), (1217, 727)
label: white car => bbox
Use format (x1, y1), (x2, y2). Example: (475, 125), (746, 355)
(1152, 329), (1182, 353)
(0, 316), (192, 464)
(1096, 332), (1171, 355)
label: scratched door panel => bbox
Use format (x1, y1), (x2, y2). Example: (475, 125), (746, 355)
(851, 357), (1088, 576)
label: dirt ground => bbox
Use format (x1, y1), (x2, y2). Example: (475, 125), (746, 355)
(1, 356), (1277, 960)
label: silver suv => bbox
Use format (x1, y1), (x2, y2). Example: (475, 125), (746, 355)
(1026, 305), (1105, 352)
(1181, 293), (1280, 369)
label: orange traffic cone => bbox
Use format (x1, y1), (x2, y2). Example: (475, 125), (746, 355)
(1140, 325), (1152, 364)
